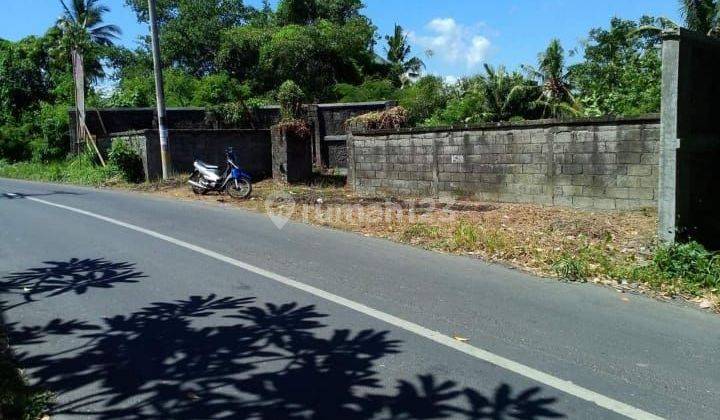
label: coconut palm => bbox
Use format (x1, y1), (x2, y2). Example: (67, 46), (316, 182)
(522, 39), (579, 118)
(385, 24), (425, 87)
(680, 0), (720, 35)
(635, 0), (719, 37)
(478, 64), (533, 122)
(56, 0), (120, 145)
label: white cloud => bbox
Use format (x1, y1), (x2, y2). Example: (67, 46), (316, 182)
(443, 75), (460, 85)
(409, 18), (491, 70)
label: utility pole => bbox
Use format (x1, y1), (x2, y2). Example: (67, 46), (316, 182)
(148, 0), (171, 179)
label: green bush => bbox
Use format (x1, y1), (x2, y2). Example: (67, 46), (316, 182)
(277, 80), (304, 120)
(553, 254), (590, 282)
(33, 103), (70, 162)
(108, 141), (144, 183)
(0, 123), (33, 162)
(637, 242), (720, 293)
(334, 79), (397, 103)
(1, 327), (54, 420)
(397, 76), (451, 126)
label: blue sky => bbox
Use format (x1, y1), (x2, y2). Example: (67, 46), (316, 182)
(2, 0), (681, 80)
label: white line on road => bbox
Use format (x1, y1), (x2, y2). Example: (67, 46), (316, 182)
(25, 195), (663, 420)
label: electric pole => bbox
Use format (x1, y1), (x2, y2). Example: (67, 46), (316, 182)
(148, 0), (171, 179)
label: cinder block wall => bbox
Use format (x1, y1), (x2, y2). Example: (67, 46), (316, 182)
(348, 116), (660, 211)
(100, 129), (272, 181)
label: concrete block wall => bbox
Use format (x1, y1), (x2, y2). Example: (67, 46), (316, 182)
(348, 116), (660, 211)
(100, 129), (272, 181)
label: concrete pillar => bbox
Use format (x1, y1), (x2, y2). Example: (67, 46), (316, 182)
(658, 31), (681, 243)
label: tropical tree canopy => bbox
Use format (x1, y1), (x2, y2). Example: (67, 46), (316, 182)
(522, 39), (578, 118)
(385, 24), (425, 86)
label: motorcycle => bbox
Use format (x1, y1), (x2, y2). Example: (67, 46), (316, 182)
(188, 148), (253, 199)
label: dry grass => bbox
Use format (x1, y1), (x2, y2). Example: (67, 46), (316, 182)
(132, 176), (718, 312)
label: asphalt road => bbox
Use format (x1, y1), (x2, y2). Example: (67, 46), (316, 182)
(1, 178), (719, 420)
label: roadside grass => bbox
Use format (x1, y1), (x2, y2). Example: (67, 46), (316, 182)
(0, 153), (122, 187)
(1, 328), (54, 420)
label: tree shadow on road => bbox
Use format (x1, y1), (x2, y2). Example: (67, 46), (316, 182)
(1, 258), (145, 310)
(4, 292), (565, 419)
(1, 191), (85, 200)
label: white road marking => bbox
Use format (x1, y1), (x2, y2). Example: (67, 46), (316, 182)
(25, 195), (663, 420)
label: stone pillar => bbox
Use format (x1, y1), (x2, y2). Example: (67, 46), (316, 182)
(271, 125), (313, 183)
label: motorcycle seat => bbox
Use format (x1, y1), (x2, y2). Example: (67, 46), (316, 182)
(195, 160), (219, 170)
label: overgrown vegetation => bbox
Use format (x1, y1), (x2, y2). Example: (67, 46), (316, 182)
(627, 242), (720, 294)
(0, 152), (120, 186)
(108, 140), (144, 183)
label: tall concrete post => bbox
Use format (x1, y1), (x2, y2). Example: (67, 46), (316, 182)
(658, 30), (681, 243)
(148, 0), (172, 179)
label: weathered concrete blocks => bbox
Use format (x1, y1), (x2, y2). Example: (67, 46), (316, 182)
(347, 118), (660, 211)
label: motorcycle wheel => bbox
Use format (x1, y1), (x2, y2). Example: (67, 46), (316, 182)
(226, 178), (252, 199)
(189, 171), (208, 195)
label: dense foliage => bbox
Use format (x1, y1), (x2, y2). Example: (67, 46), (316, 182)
(2, 1), (715, 165)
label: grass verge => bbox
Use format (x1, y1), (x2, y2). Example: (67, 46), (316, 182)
(0, 154), (122, 187)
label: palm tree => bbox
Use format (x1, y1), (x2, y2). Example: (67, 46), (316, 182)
(635, 0), (719, 37)
(478, 64), (532, 122)
(522, 39), (579, 118)
(57, 0), (120, 148)
(680, 0), (719, 35)
(385, 24), (425, 87)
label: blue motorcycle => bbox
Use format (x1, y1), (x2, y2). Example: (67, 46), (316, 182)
(188, 148), (252, 199)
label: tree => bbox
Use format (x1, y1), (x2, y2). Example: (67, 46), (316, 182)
(275, 0), (363, 26)
(478, 64), (537, 122)
(680, 0), (720, 35)
(124, 0), (251, 76)
(57, 0), (120, 145)
(57, 0), (121, 79)
(0, 38), (52, 122)
(522, 39), (578, 118)
(635, 1), (719, 37)
(397, 76), (451, 125)
(216, 26), (269, 88)
(259, 20), (374, 99)
(570, 17), (662, 116)
(385, 24), (425, 87)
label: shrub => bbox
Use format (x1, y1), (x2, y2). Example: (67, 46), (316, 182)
(629, 241), (720, 294)
(397, 76), (451, 126)
(108, 141), (144, 183)
(553, 254), (590, 281)
(277, 80), (304, 121)
(1, 338), (54, 420)
(334, 79), (397, 103)
(206, 102), (250, 128)
(0, 123), (32, 162)
(33, 103), (70, 162)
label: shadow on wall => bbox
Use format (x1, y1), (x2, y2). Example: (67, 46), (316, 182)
(2, 258), (564, 419)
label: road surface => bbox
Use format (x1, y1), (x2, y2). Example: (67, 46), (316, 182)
(1, 178), (719, 419)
